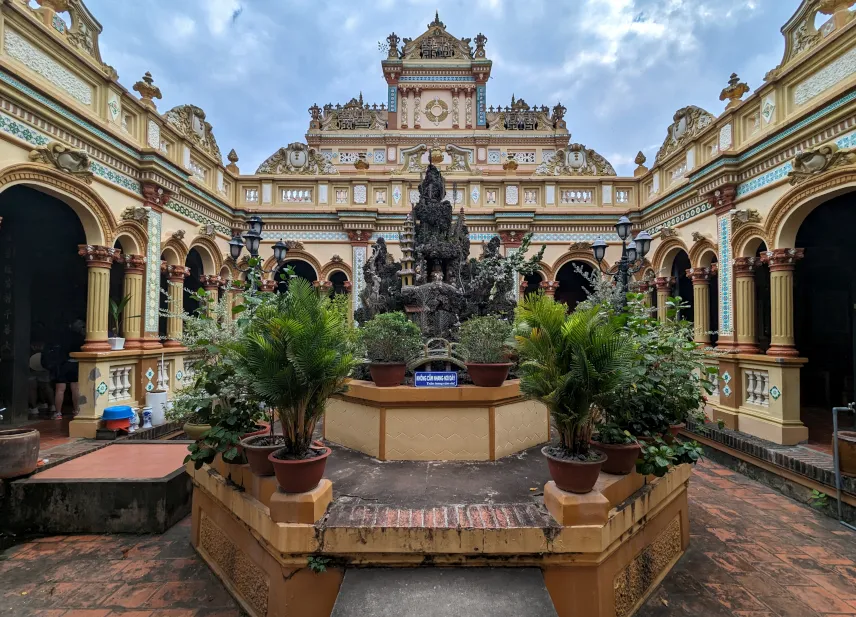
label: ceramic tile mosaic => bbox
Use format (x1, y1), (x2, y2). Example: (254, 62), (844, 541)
(719, 214), (733, 335)
(353, 246), (366, 315)
(145, 213), (161, 334)
(736, 162), (793, 197)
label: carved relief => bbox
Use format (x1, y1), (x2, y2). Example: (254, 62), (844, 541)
(655, 106), (715, 163)
(659, 227), (678, 238)
(487, 96), (552, 131)
(788, 142), (856, 184)
(121, 206), (149, 223)
(256, 143), (339, 175)
(320, 93), (387, 131)
(534, 144), (616, 176)
(164, 105), (222, 160)
(29, 141), (92, 183)
(198, 223), (216, 238)
(401, 12), (473, 60)
(445, 144), (480, 175)
(569, 241), (592, 251)
(730, 209), (762, 231)
(399, 144), (428, 173)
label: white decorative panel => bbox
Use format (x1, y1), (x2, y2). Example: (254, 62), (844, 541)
(354, 185), (367, 204)
(512, 151), (536, 164)
(182, 145), (191, 169)
(216, 170), (224, 194)
(353, 246), (366, 315)
(505, 185), (519, 206)
(146, 121), (159, 149)
(145, 211), (162, 333)
(477, 147), (486, 161)
(761, 94), (776, 124)
(686, 148), (695, 171)
(470, 186), (480, 204)
(318, 184), (328, 204)
(107, 91), (121, 124)
(718, 214), (733, 336)
(545, 185), (555, 205)
(409, 189), (420, 204)
(488, 149), (501, 164)
(373, 150), (385, 164)
(262, 182), (272, 204)
(542, 149), (556, 163)
(602, 184), (613, 205)
(392, 185), (402, 204)
(244, 188), (258, 202)
(4, 29), (92, 105)
(387, 146), (396, 162)
(652, 174), (660, 194)
(339, 152), (359, 164)
(794, 47), (856, 106)
(719, 124), (733, 151)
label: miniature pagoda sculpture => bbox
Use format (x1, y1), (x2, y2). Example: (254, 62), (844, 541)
(357, 164), (544, 339)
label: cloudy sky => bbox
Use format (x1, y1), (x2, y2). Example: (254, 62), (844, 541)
(85, 0), (797, 176)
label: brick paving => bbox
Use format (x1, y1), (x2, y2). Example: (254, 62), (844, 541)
(2, 458), (856, 616)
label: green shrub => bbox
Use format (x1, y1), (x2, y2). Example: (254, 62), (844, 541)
(457, 315), (512, 364)
(360, 312), (422, 363)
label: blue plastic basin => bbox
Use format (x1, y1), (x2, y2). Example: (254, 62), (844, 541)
(102, 405), (133, 420)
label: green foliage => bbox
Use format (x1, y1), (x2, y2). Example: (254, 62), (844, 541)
(307, 555), (331, 574)
(457, 315), (513, 364)
(108, 294), (134, 337)
(717, 419), (726, 430)
(515, 294), (632, 457)
(360, 312), (422, 363)
(636, 439), (676, 477)
(810, 489), (829, 509)
(594, 422), (637, 445)
(673, 439), (704, 465)
(235, 278), (356, 458)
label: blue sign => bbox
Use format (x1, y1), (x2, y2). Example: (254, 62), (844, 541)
(415, 371), (458, 387)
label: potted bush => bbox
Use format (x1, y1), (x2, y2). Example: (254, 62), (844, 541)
(591, 422), (640, 475)
(237, 279), (356, 492)
(515, 295), (632, 494)
(458, 315), (513, 387)
(108, 294), (135, 351)
(360, 312), (421, 387)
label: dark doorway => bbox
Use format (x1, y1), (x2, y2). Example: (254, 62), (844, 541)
(276, 259), (318, 293)
(0, 186), (87, 423)
(671, 251), (693, 323)
(184, 249), (205, 316)
(329, 271), (349, 298)
(523, 272), (543, 297)
(555, 261), (593, 310)
(753, 243), (771, 353)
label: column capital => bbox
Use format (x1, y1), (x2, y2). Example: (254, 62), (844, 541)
(499, 230), (526, 248)
(259, 279), (278, 293)
(342, 281), (353, 294)
(761, 248), (805, 272)
(687, 267), (711, 284)
(654, 276), (675, 291)
(347, 229), (373, 245)
(165, 264), (190, 281)
(705, 184), (738, 216)
(123, 254), (146, 274)
(733, 256), (760, 277)
(78, 244), (120, 268)
(709, 262), (719, 276)
(539, 280), (559, 296)
(200, 274), (223, 290)
(141, 181), (171, 212)
(635, 280), (651, 293)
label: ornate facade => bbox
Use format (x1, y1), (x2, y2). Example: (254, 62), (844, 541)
(1, 0), (856, 444)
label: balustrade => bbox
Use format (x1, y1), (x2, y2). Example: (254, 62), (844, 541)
(157, 359), (172, 392)
(108, 365), (133, 403)
(560, 189), (593, 204)
(744, 369), (770, 407)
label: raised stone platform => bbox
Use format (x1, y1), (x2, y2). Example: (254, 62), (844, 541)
(187, 442), (691, 617)
(325, 379), (549, 461)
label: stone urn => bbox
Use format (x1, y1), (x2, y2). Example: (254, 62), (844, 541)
(0, 428), (40, 479)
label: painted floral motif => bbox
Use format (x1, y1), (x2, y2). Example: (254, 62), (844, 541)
(392, 186), (402, 204)
(722, 371), (731, 384)
(470, 187), (480, 204)
(96, 382), (108, 396)
(722, 384), (732, 397)
(769, 385), (781, 400)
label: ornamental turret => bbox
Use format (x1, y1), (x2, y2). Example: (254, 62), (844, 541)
(398, 213), (416, 287)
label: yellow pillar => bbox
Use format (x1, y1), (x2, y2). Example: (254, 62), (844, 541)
(688, 268), (711, 345)
(733, 257), (760, 354)
(765, 248), (804, 358)
(122, 254), (146, 349)
(78, 245), (118, 352)
(654, 277), (674, 321)
(200, 275), (222, 318)
(163, 265), (189, 348)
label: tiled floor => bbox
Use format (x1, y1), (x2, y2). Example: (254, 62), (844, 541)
(35, 443), (189, 480)
(2, 459), (856, 616)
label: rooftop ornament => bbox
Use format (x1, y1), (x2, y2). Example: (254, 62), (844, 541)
(133, 71), (161, 111)
(719, 73), (750, 110)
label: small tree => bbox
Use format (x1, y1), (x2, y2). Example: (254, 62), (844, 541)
(360, 312), (422, 364)
(108, 294), (134, 337)
(457, 315), (513, 364)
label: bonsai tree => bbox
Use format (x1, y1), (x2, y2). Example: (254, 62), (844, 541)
(457, 315), (513, 364)
(514, 294), (632, 460)
(360, 312), (422, 364)
(108, 294), (133, 337)
(236, 278), (356, 458)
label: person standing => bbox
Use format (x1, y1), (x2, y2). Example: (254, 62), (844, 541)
(46, 320), (85, 420)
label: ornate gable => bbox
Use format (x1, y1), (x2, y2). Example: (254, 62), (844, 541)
(534, 144), (616, 176)
(655, 106), (715, 163)
(164, 105), (222, 161)
(400, 12), (473, 60)
(256, 143), (338, 175)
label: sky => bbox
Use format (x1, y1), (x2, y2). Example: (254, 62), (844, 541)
(83, 0), (799, 176)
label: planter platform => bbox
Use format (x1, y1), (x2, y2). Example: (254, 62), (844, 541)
(187, 443), (691, 617)
(325, 379), (549, 461)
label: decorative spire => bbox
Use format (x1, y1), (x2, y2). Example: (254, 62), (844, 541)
(719, 73), (749, 110)
(428, 10), (445, 29)
(226, 149), (239, 174)
(133, 72), (162, 111)
(634, 151), (648, 177)
(474, 33), (488, 58)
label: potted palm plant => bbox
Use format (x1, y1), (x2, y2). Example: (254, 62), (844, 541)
(237, 278), (356, 493)
(457, 315), (513, 387)
(108, 294), (134, 350)
(360, 312), (422, 387)
(515, 295), (632, 494)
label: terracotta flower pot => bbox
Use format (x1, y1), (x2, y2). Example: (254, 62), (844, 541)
(837, 431), (856, 476)
(590, 440), (641, 475)
(664, 423), (686, 444)
(241, 434), (283, 476)
(369, 363), (406, 387)
(542, 446), (606, 494)
(466, 363), (512, 387)
(183, 422), (211, 440)
(0, 428), (40, 479)
(268, 446), (331, 494)
(236, 422), (270, 457)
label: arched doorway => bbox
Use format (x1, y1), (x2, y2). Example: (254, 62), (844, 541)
(184, 248), (205, 316)
(276, 259), (318, 293)
(329, 271), (349, 298)
(523, 272), (544, 297)
(0, 186), (88, 423)
(671, 250), (693, 322)
(555, 261), (593, 310)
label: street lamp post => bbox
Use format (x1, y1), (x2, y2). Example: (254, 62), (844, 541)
(228, 216), (289, 291)
(591, 216), (652, 308)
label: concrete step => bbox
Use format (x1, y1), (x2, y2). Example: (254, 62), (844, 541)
(331, 567), (558, 617)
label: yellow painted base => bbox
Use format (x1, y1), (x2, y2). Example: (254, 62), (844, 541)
(544, 482), (610, 526)
(737, 411), (809, 445)
(68, 417), (99, 438)
(270, 480), (333, 524)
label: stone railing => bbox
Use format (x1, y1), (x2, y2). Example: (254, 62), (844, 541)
(107, 364), (134, 403)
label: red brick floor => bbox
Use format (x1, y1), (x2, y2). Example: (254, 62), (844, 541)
(2, 459), (856, 616)
(35, 444), (189, 480)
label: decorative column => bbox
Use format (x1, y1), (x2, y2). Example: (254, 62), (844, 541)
(733, 257), (760, 354)
(122, 254), (146, 349)
(141, 182), (171, 349)
(465, 90), (474, 129)
(654, 277), (674, 321)
(540, 280), (559, 297)
(78, 245), (119, 351)
(163, 264), (189, 348)
(348, 230), (372, 318)
(500, 231), (525, 303)
(707, 185), (738, 351)
(764, 248), (804, 357)
(405, 89), (415, 129)
(200, 274), (222, 316)
(688, 268), (711, 345)
(313, 280), (333, 297)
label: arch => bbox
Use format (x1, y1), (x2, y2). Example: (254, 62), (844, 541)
(768, 168), (856, 248)
(552, 251), (602, 278)
(320, 259), (353, 281)
(161, 235), (189, 265)
(263, 249), (323, 276)
(650, 237), (690, 276)
(188, 236), (224, 275)
(160, 245), (182, 266)
(113, 220), (147, 256)
(555, 260), (595, 309)
(536, 261), (553, 281)
(0, 163), (117, 245)
(218, 264), (234, 282)
(688, 237), (718, 267)
(732, 223), (768, 258)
